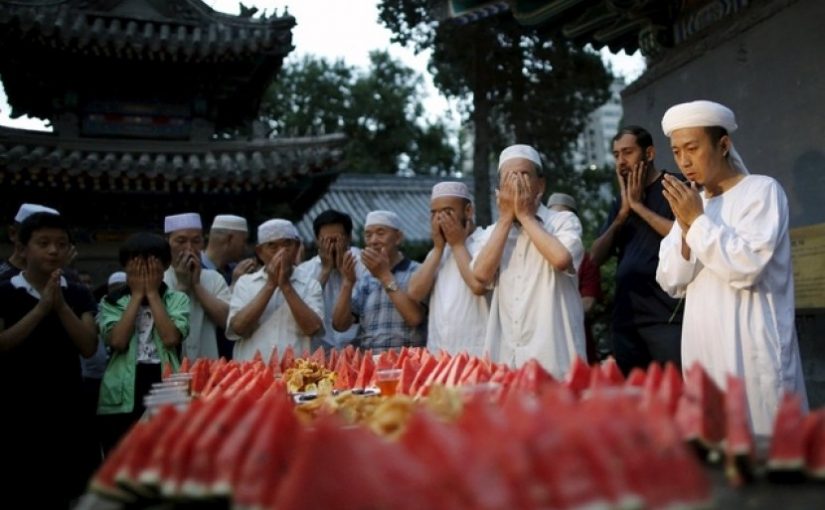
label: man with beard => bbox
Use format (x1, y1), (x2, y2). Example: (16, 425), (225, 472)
(590, 126), (683, 374)
(408, 182), (488, 356)
(332, 210), (426, 352)
(473, 145), (585, 378)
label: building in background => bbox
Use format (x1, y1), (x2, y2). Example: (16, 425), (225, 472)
(572, 77), (625, 171)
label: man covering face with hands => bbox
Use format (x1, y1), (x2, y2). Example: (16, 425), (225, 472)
(473, 144), (586, 378)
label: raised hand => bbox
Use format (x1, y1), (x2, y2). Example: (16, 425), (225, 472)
(616, 164), (631, 222)
(231, 258), (258, 285)
(513, 173), (538, 222)
(340, 250), (357, 284)
(496, 172), (517, 223)
(662, 174), (703, 232)
(145, 256), (165, 296)
(318, 236), (336, 272)
(431, 212), (446, 250)
(439, 210), (465, 247)
(277, 250), (293, 288)
(626, 160), (645, 209)
(126, 258), (146, 299)
(264, 251), (282, 287)
(361, 247), (391, 279)
(173, 251), (194, 290)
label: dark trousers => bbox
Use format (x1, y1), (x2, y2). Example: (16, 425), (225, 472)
(99, 363), (161, 455)
(613, 323), (682, 376)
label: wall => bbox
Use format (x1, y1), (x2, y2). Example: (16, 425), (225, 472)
(622, 0), (825, 405)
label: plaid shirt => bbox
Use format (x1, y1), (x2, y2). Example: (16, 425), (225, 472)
(351, 257), (426, 352)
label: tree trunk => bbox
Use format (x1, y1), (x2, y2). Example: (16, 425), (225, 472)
(472, 66), (493, 227)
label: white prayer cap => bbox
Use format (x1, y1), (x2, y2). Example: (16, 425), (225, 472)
(15, 203), (60, 223)
(661, 100), (749, 175)
(108, 271), (127, 286)
(257, 219), (299, 245)
(164, 213), (202, 233)
(661, 100), (738, 137)
(547, 193), (577, 213)
(498, 144), (542, 171)
(211, 214), (248, 232)
(365, 210), (401, 230)
(431, 181), (472, 202)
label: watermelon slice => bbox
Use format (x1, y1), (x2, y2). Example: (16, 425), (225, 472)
(803, 410), (825, 479)
(564, 357), (591, 397)
(280, 345), (296, 373)
(625, 367), (646, 388)
(408, 354), (438, 395)
(600, 359), (625, 386)
(114, 405), (178, 498)
(724, 374), (755, 486)
(767, 392), (808, 481)
(655, 362), (683, 416)
(674, 362), (726, 455)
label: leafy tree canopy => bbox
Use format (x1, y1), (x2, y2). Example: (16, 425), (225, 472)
(261, 50), (457, 175)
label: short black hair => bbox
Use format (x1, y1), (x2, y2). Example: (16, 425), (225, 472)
(18, 212), (71, 246)
(119, 232), (172, 267)
(612, 125), (654, 152)
(313, 209), (353, 238)
(704, 126), (728, 145)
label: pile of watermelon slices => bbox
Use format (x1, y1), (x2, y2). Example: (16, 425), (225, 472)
(90, 349), (822, 509)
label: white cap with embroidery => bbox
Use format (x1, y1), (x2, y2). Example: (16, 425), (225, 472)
(164, 213), (203, 233)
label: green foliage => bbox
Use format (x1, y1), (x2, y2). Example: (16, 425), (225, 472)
(261, 51), (456, 175)
(378, 0), (613, 226)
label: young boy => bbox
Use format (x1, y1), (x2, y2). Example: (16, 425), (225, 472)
(97, 233), (190, 453)
(0, 212), (98, 507)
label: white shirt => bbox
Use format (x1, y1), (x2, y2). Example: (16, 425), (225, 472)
(226, 266), (324, 363)
(297, 247), (366, 350)
(163, 267), (230, 361)
(656, 175), (808, 435)
(135, 306), (160, 364)
(477, 205), (586, 378)
(10, 272), (67, 299)
(427, 228), (490, 357)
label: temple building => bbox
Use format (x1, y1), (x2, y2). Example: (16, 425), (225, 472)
(0, 0), (345, 273)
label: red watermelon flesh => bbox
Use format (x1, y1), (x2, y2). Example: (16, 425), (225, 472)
(268, 346), (281, 375)
(138, 399), (204, 488)
(280, 345), (295, 373)
(674, 362), (726, 448)
(211, 390), (289, 495)
(352, 351), (376, 389)
(564, 357), (591, 396)
(326, 347), (338, 371)
(444, 352), (469, 387)
(161, 396), (230, 497)
(90, 419), (151, 501)
(408, 354), (438, 395)
(656, 362), (683, 416)
(803, 410), (825, 479)
(398, 357), (420, 395)
(233, 393), (301, 509)
(114, 405), (178, 496)
(183, 392), (256, 497)
(272, 415), (428, 510)
(768, 392), (808, 474)
(724, 374), (755, 486)
(600, 359), (625, 386)
(625, 367), (646, 388)
(309, 346), (325, 365)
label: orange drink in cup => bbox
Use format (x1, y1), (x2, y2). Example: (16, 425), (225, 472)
(375, 368), (402, 397)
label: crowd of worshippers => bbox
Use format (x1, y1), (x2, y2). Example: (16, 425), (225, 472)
(0, 100), (809, 507)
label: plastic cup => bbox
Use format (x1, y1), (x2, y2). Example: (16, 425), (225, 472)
(375, 368), (402, 397)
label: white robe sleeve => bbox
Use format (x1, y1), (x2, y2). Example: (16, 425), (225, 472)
(656, 221), (701, 298)
(684, 180), (785, 290)
(550, 211), (584, 277)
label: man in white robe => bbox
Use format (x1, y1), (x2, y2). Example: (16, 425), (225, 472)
(655, 100), (808, 435)
(408, 182), (489, 357)
(473, 145), (586, 378)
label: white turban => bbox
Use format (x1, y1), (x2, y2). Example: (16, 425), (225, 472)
(257, 219), (299, 245)
(365, 210), (401, 230)
(15, 203), (60, 223)
(108, 271), (127, 285)
(498, 144), (542, 171)
(164, 213), (202, 233)
(661, 100), (749, 175)
(431, 181), (471, 202)
(211, 214), (248, 232)
(547, 193), (577, 213)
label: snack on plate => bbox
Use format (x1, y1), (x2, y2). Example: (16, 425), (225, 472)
(283, 359), (336, 393)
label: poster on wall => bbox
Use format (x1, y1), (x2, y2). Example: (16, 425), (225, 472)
(790, 222), (825, 309)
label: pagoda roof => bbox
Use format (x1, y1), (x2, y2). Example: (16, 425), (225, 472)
(0, 0), (295, 63)
(0, 126), (345, 193)
(436, 0), (683, 57)
(295, 173), (474, 245)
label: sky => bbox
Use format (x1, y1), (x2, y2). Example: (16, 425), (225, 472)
(0, 0), (645, 131)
